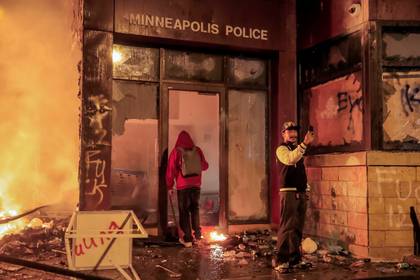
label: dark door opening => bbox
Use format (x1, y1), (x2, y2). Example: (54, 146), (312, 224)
(168, 90), (220, 226)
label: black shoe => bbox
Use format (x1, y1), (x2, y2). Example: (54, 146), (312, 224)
(291, 261), (312, 269)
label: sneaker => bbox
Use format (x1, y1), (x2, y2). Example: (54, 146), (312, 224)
(273, 262), (289, 273)
(178, 238), (192, 248)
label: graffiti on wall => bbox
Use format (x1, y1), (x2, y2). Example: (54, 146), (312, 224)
(308, 72), (363, 146)
(84, 148), (110, 209)
(85, 94), (112, 145)
(382, 71), (420, 144)
(373, 168), (420, 229)
(81, 31), (112, 210)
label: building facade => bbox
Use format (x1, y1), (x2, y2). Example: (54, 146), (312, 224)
(80, 0), (420, 260)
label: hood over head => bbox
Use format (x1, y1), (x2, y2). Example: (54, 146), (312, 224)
(175, 130), (195, 149)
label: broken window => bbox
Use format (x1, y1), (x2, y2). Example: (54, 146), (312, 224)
(164, 50), (223, 82)
(112, 81), (158, 135)
(110, 81), (159, 225)
(112, 44), (159, 81)
(227, 57), (267, 87)
(228, 90), (268, 222)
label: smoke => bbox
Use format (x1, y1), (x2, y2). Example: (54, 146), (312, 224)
(0, 0), (82, 212)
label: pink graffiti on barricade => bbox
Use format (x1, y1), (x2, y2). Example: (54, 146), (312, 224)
(74, 220), (125, 256)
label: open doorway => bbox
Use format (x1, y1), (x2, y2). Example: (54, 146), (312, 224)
(168, 90), (220, 226)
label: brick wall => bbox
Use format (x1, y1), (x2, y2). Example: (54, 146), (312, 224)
(366, 152), (420, 260)
(304, 151), (420, 260)
(304, 152), (369, 257)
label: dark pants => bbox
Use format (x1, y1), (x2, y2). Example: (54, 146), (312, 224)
(177, 187), (201, 242)
(276, 191), (307, 265)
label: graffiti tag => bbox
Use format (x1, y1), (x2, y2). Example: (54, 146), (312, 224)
(336, 91), (363, 133)
(401, 83), (420, 116)
(86, 95), (111, 145)
(85, 150), (107, 207)
(74, 220), (124, 256)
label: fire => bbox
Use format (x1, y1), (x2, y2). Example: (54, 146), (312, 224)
(0, 210), (26, 237)
(209, 231), (227, 242)
(0, 0), (81, 236)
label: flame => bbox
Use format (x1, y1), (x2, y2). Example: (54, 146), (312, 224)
(0, 210), (26, 237)
(0, 0), (81, 240)
(209, 231), (227, 242)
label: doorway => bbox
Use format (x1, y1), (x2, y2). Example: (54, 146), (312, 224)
(108, 44), (270, 233)
(167, 89), (220, 226)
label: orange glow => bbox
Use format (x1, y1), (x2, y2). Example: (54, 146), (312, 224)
(0, 0), (81, 239)
(112, 49), (123, 63)
(0, 210), (26, 237)
(209, 231), (227, 242)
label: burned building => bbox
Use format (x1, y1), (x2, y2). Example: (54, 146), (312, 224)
(79, 0), (290, 235)
(78, 0), (420, 261)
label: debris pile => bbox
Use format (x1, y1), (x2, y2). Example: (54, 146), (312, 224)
(0, 217), (68, 261)
(220, 229), (276, 263)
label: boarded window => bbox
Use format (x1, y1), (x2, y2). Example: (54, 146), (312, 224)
(300, 32), (361, 87)
(227, 57), (267, 87)
(383, 32), (420, 66)
(111, 81), (159, 225)
(164, 50), (223, 82)
(112, 44), (159, 81)
(382, 71), (420, 148)
(307, 72), (363, 147)
(228, 90), (267, 221)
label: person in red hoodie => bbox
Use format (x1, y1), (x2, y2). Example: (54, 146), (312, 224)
(166, 130), (209, 247)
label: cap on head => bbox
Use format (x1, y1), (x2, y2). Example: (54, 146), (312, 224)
(281, 121), (300, 132)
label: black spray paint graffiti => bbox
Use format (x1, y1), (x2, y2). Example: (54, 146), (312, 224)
(85, 150), (107, 207)
(86, 95), (111, 145)
(401, 83), (420, 116)
(336, 91), (363, 134)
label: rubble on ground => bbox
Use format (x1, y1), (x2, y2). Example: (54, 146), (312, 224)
(0, 217), (68, 261)
(0, 222), (419, 279)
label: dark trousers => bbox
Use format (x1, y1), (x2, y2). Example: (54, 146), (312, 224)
(276, 191), (307, 265)
(177, 187), (201, 242)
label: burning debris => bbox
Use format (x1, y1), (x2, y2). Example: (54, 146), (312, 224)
(209, 231), (227, 242)
(0, 216), (68, 261)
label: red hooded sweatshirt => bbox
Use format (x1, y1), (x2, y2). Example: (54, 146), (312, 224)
(166, 131), (209, 190)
